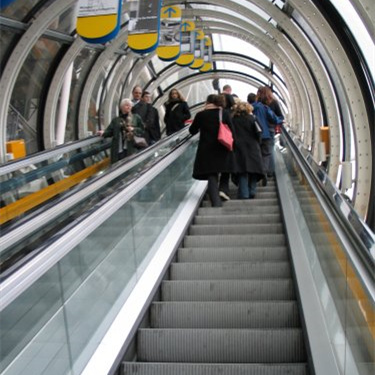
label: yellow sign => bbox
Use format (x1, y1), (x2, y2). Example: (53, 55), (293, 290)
(157, 5), (182, 61)
(199, 36), (213, 72)
(176, 20), (195, 66)
(190, 29), (205, 69)
(128, 0), (162, 53)
(77, 0), (121, 43)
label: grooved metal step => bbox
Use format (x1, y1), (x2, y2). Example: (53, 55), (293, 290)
(170, 261), (291, 280)
(194, 213), (281, 225)
(177, 247), (288, 262)
(123, 362), (309, 375)
(161, 280), (296, 301)
(122, 179), (309, 374)
(183, 234), (286, 247)
(137, 328), (306, 363)
(198, 205), (281, 215)
(189, 223), (284, 235)
(150, 301), (300, 328)
(221, 198), (279, 206)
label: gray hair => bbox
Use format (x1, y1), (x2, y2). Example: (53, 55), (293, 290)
(120, 98), (133, 109)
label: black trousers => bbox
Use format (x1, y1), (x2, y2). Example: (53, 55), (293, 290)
(219, 172), (230, 194)
(207, 174), (222, 207)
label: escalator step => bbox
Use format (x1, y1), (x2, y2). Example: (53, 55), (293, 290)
(170, 261), (291, 280)
(122, 362), (309, 375)
(198, 205), (280, 215)
(183, 234), (286, 247)
(222, 198), (279, 207)
(177, 247), (288, 262)
(150, 301), (300, 328)
(161, 280), (295, 301)
(189, 223), (284, 235)
(136, 328), (306, 363)
(194, 213), (281, 225)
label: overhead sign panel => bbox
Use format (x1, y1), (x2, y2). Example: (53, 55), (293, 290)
(128, 0), (162, 53)
(76, 0), (122, 44)
(156, 5), (182, 61)
(200, 35), (213, 72)
(189, 29), (205, 69)
(176, 20), (195, 66)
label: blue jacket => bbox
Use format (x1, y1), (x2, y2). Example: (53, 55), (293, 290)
(252, 102), (282, 139)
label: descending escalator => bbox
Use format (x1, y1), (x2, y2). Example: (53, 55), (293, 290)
(122, 178), (310, 375)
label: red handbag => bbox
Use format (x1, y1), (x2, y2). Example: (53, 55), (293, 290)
(217, 109), (233, 151)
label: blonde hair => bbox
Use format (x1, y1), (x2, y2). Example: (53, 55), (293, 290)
(233, 101), (253, 116)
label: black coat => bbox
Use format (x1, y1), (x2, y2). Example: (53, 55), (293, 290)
(189, 108), (235, 180)
(133, 101), (160, 142)
(164, 100), (191, 135)
(233, 113), (264, 179)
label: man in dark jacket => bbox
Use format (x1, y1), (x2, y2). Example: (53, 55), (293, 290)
(141, 91), (161, 144)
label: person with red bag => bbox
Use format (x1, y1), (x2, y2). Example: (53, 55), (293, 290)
(189, 94), (235, 207)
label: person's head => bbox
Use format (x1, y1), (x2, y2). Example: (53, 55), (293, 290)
(132, 85), (143, 101)
(206, 94), (225, 107)
(233, 101), (253, 116)
(120, 98), (133, 114)
(222, 84), (232, 94)
(141, 90), (152, 103)
(247, 93), (257, 104)
(257, 86), (274, 105)
(169, 88), (184, 101)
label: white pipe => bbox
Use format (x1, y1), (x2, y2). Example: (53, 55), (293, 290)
(318, 141), (326, 162)
(55, 63), (73, 146)
(341, 161), (353, 190)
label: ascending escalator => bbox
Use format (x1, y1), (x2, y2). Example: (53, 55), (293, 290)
(122, 178), (310, 374)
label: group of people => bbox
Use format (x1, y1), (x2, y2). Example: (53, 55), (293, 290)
(189, 85), (284, 207)
(97, 82), (284, 207)
(98, 86), (190, 163)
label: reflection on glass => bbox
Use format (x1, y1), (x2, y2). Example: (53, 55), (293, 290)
(47, 6), (77, 34)
(10, 37), (61, 154)
(280, 136), (374, 375)
(66, 48), (99, 141)
(0, 140), (198, 375)
(0, 0), (40, 21)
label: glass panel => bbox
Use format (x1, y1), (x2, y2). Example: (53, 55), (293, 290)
(0, 28), (20, 71)
(280, 134), (375, 375)
(0, 0), (42, 21)
(0, 139), (198, 375)
(47, 6), (78, 34)
(86, 55), (119, 134)
(10, 37), (61, 154)
(0, 138), (111, 218)
(328, 0), (375, 81)
(0, 131), (190, 274)
(65, 48), (100, 140)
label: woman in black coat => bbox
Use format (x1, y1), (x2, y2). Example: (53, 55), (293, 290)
(164, 88), (191, 136)
(189, 94), (235, 207)
(232, 101), (265, 199)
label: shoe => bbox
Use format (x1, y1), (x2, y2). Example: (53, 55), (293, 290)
(219, 191), (230, 201)
(261, 176), (268, 186)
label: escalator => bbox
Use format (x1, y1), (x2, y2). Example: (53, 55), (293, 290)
(123, 178), (310, 374)
(0, 130), (373, 375)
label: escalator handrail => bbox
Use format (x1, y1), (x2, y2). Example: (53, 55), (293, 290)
(0, 129), (191, 254)
(0, 131), (196, 311)
(0, 136), (104, 175)
(281, 127), (374, 300)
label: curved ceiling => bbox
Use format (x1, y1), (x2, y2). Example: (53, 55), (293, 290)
(0, 0), (373, 220)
